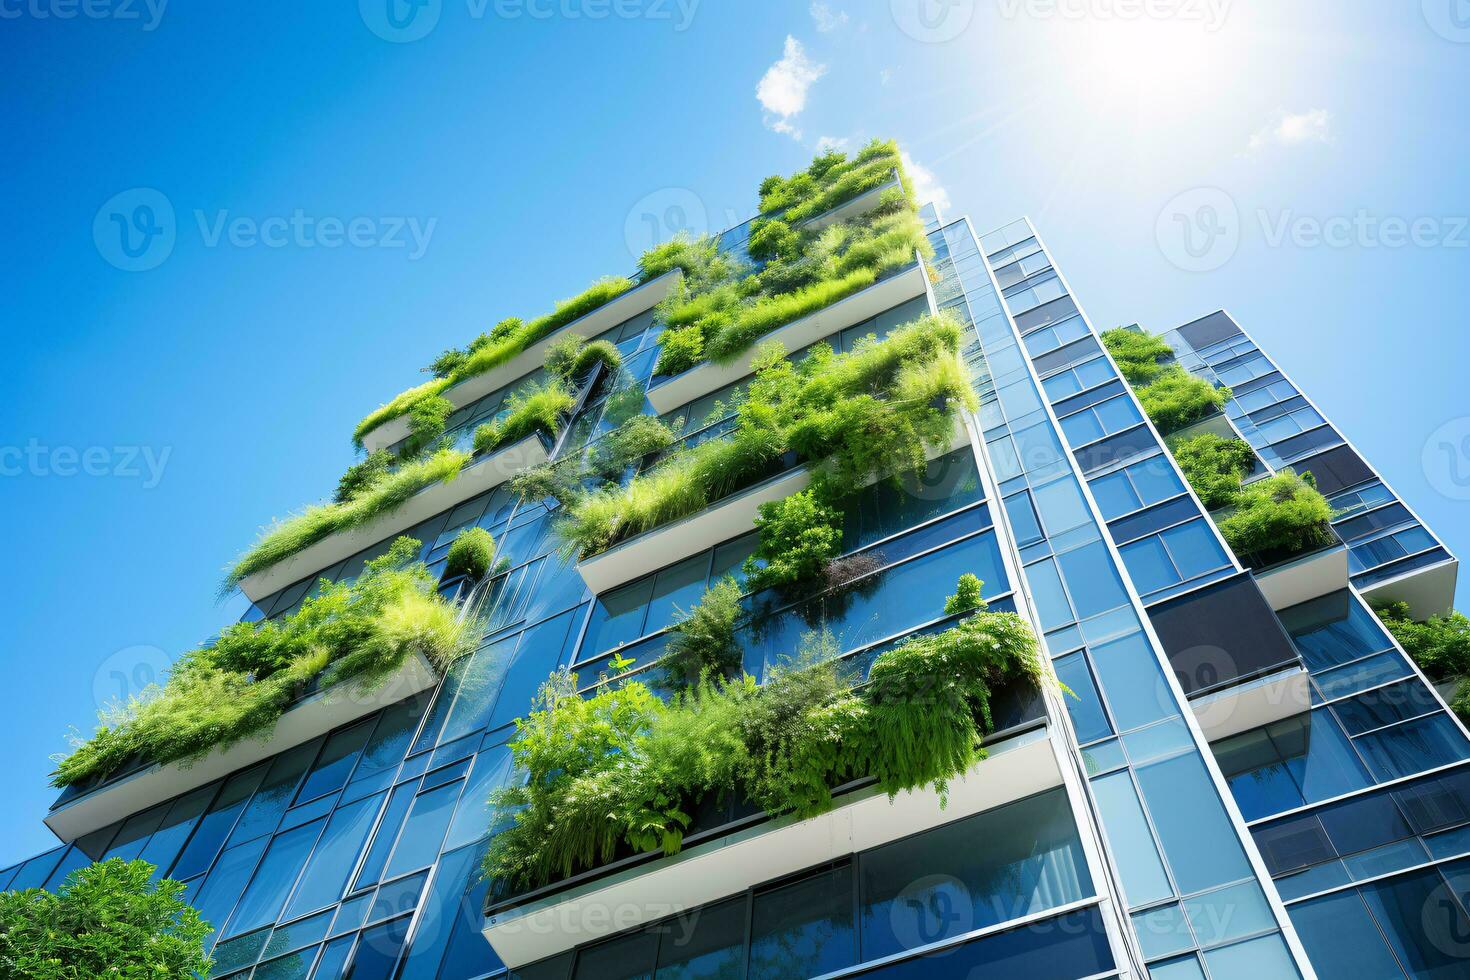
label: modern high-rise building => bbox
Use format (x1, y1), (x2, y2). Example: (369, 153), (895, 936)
(4, 147), (1467, 980)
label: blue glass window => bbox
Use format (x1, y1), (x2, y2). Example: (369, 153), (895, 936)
(1134, 752), (1252, 894)
(1092, 770), (1173, 908)
(748, 865), (856, 979)
(281, 793), (381, 921)
(1055, 652), (1113, 743)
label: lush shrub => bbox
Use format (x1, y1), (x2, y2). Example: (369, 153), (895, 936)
(62, 539), (473, 787)
(473, 380), (575, 455)
(759, 138), (904, 223)
(400, 394), (454, 459)
(1216, 471), (1336, 563)
(1169, 433), (1256, 509)
(445, 527), (496, 581)
(704, 267), (878, 364)
(354, 378), (452, 449)
(227, 450), (469, 589)
(743, 489), (844, 594)
(0, 859), (211, 978)
(1136, 366), (1229, 434)
(1375, 602), (1470, 684)
(590, 414), (679, 477)
(429, 331), (493, 379)
(1102, 327), (1173, 386)
(944, 573), (985, 615)
(545, 334), (622, 382)
(663, 577), (745, 686)
(334, 449), (393, 504)
(482, 580), (1043, 891)
(653, 325), (705, 376)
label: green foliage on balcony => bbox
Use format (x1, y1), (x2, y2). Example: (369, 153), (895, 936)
(1102, 328), (1228, 434)
(1374, 602), (1470, 719)
(1216, 471), (1336, 564)
(0, 858), (212, 978)
(545, 333), (622, 381)
(742, 489), (844, 594)
(59, 539), (475, 788)
(481, 580), (1042, 891)
(334, 449), (393, 504)
(1168, 433), (1256, 509)
(662, 576), (745, 687)
(556, 312), (976, 560)
(652, 140), (929, 377)
(444, 527), (496, 582)
(352, 276), (636, 448)
(472, 378), (575, 456)
(226, 450), (470, 590)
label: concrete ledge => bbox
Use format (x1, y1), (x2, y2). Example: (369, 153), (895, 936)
(239, 434), (548, 602)
(362, 270), (682, 453)
(45, 652), (439, 843)
(481, 729), (1058, 969)
(646, 260), (928, 416)
(797, 173), (901, 231)
(1359, 556), (1460, 621)
(1193, 666), (1311, 742)
(1252, 545), (1349, 611)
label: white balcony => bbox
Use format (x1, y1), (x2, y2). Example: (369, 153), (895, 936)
(45, 652), (439, 843)
(1251, 544), (1350, 611)
(645, 259), (930, 416)
(239, 433), (547, 603)
(575, 416), (971, 595)
(796, 172), (902, 231)
(361, 270), (682, 453)
(480, 728), (1059, 969)
(1359, 555), (1460, 621)
(1193, 665), (1311, 742)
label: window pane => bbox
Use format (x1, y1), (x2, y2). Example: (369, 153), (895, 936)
(1288, 888), (1404, 980)
(383, 781), (460, 880)
(1092, 771), (1173, 908)
(296, 722), (373, 804)
(282, 794), (382, 920)
(748, 865), (856, 979)
(225, 818), (324, 937)
(348, 916), (413, 980)
(1054, 653), (1113, 743)
(654, 898), (744, 979)
(231, 744), (316, 844)
(1089, 633), (1173, 733)
(573, 930), (656, 980)
(1134, 753), (1251, 895)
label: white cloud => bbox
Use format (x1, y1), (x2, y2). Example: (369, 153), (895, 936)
(816, 135), (850, 153)
(757, 36), (827, 140)
(1248, 108), (1332, 152)
(810, 1), (848, 32)
(879, 68), (892, 86)
(901, 152), (950, 213)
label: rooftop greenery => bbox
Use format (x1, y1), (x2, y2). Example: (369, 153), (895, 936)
(0, 858), (212, 979)
(58, 538), (475, 788)
(1374, 602), (1470, 720)
(482, 580), (1043, 891)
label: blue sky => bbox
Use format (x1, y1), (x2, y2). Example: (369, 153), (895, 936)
(2, 0), (1467, 863)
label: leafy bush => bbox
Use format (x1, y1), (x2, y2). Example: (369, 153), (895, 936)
(590, 414), (679, 477)
(0, 859), (211, 978)
(704, 267), (878, 364)
(1136, 366), (1229, 434)
(483, 581), (1043, 891)
(545, 335), (623, 382)
(743, 489), (844, 594)
(472, 380), (575, 455)
(1374, 602), (1470, 684)
(944, 573), (985, 615)
(354, 378), (452, 449)
(334, 449), (393, 504)
(61, 539), (473, 787)
(227, 449), (469, 589)
(1216, 471), (1336, 563)
(663, 577), (745, 686)
(400, 394), (454, 459)
(1169, 434), (1256, 509)
(1102, 327), (1173, 386)
(653, 325), (705, 376)
(445, 527), (496, 581)
(759, 138), (904, 224)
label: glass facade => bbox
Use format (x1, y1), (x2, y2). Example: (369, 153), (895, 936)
(6, 201), (1464, 980)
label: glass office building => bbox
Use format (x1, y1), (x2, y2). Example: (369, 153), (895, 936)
(4, 189), (1466, 980)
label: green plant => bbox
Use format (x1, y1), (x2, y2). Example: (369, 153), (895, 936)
(400, 394), (454, 459)
(743, 489), (844, 594)
(429, 331), (494, 379)
(1102, 327), (1173, 386)
(704, 267), (878, 364)
(591, 414), (680, 477)
(445, 527), (496, 581)
(663, 577), (745, 686)
(483, 580), (1043, 891)
(226, 449), (470, 590)
(62, 539), (473, 788)
(1136, 367), (1229, 434)
(1216, 471), (1336, 562)
(653, 325), (705, 376)
(1169, 434), (1256, 509)
(473, 379), (575, 455)
(1375, 602), (1470, 683)
(334, 449), (394, 503)
(0, 858), (212, 978)
(944, 573), (985, 615)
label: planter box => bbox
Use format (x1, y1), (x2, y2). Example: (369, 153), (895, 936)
(480, 728), (1059, 969)
(796, 172), (902, 232)
(1251, 544), (1349, 611)
(239, 434), (548, 603)
(45, 652), (439, 843)
(645, 259), (929, 416)
(575, 415), (971, 595)
(361, 270), (682, 453)
(1193, 665), (1311, 742)
(1359, 555), (1460, 621)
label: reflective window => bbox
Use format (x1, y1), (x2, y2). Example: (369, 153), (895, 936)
(748, 865), (855, 979)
